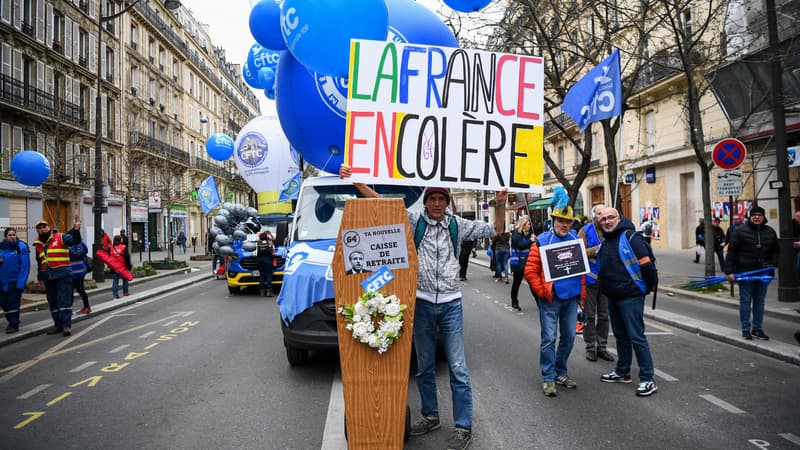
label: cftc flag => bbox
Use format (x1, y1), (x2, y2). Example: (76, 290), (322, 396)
(278, 171), (301, 202)
(562, 49), (623, 132)
(197, 175), (221, 214)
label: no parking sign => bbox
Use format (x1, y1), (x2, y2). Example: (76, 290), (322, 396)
(712, 138), (746, 170)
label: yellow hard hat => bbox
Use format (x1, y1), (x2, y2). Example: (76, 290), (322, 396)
(551, 206), (575, 221)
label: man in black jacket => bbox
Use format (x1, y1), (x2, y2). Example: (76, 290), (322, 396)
(724, 206), (778, 340)
(596, 208), (659, 397)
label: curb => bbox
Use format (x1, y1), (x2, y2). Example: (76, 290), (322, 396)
(18, 265), (198, 314)
(1, 270), (212, 349)
(658, 285), (800, 323)
(468, 258), (800, 366)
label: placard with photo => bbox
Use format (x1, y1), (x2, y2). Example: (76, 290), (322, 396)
(539, 239), (589, 282)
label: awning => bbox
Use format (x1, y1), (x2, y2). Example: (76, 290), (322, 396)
(508, 201), (529, 210)
(528, 198), (552, 209)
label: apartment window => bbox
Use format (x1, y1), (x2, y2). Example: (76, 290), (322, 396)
(645, 110), (656, 154)
(53, 10), (65, 47)
(574, 146), (582, 168)
(105, 46), (113, 81)
(78, 29), (88, 66)
(21, 0), (33, 31)
(591, 131), (599, 162)
(557, 145), (564, 170)
(682, 8), (693, 35)
(148, 37), (155, 62)
(106, 97), (115, 138)
(172, 58), (178, 80)
(158, 46), (165, 69)
(130, 23), (138, 49)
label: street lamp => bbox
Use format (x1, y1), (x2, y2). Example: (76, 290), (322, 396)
(93, 0), (181, 281)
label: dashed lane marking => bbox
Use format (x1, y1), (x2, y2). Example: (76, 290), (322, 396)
(779, 433), (800, 446)
(644, 331), (674, 336)
(699, 394), (746, 414)
(109, 345), (130, 353)
(68, 362), (97, 373)
(605, 349), (678, 381)
(139, 331), (156, 338)
(16, 384), (51, 399)
(162, 320), (177, 327)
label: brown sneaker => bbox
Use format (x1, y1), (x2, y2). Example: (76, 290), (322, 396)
(5, 325), (18, 334)
(46, 326), (63, 335)
(62, 327), (71, 336)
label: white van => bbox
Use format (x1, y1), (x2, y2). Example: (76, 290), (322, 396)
(276, 176), (424, 366)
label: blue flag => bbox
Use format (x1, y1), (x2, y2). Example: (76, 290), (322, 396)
(197, 175), (221, 214)
(278, 172), (301, 202)
(562, 49), (623, 132)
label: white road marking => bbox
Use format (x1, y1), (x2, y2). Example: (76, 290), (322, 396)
(139, 331), (156, 338)
(162, 320), (177, 327)
(699, 394), (746, 414)
(654, 369), (678, 381)
(321, 370), (347, 450)
(644, 331), (674, 336)
(69, 361), (97, 373)
(109, 345), (129, 354)
(17, 384), (52, 399)
(779, 433), (800, 445)
(603, 349), (676, 381)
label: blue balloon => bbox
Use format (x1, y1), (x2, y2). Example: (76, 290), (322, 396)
(249, 0), (287, 51)
(10, 150), (50, 186)
(206, 133), (235, 161)
(243, 60), (262, 89)
(276, 52), (346, 174)
(275, 0), (458, 174)
(280, 0), (389, 77)
(258, 67), (275, 91)
(264, 87), (276, 100)
(443, 0), (492, 12)
(387, 0), (459, 47)
(247, 43), (281, 74)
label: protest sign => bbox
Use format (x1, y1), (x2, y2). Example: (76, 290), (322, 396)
(345, 40), (545, 193)
(539, 239), (589, 282)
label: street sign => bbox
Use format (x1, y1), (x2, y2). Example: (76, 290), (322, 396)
(712, 138), (746, 170)
(717, 169), (743, 196)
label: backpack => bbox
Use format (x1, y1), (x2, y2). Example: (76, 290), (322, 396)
(413, 217), (458, 257)
(625, 230), (656, 266)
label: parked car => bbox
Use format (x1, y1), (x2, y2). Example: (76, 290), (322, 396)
(226, 213), (292, 295)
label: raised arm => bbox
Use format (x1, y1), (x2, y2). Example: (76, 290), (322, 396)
(339, 165), (379, 198)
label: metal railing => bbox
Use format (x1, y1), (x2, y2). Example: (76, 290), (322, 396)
(543, 112), (576, 136)
(130, 131), (190, 165)
(0, 73), (85, 127)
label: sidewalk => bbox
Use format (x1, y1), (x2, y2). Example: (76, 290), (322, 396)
(472, 247), (800, 366)
(1, 248), (213, 348)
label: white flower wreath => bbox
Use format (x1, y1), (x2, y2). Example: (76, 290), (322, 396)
(338, 290), (407, 354)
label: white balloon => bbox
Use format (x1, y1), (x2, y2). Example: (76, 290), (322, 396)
(233, 115), (300, 193)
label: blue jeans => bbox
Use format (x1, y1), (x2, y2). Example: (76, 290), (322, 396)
(714, 249), (725, 270)
(495, 248), (509, 279)
(738, 280), (768, 332)
(0, 287), (22, 328)
(413, 299), (472, 430)
(608, 296), (654, 382)
(257, 260), (274, 292)
(46, 276), (73, 329)
(538, 294), (578, 381)
(112, 272), (129, 297)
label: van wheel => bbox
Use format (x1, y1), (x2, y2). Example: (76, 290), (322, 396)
(227, 285), (238, 295)
(285, 344), (309, 366)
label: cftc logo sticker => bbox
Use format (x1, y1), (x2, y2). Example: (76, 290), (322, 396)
(236, 132), (268, 168)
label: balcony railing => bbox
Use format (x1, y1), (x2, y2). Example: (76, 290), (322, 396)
(0, 73), (85, 127)
(633, 54), (682, 92)
(130, 131), (190, 165)
(543, 112), (576, 136)
(192, 156), (227, 179)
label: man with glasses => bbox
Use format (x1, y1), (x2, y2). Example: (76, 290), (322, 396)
(596, 208), (659, 397)
(724, 206), (778, 340)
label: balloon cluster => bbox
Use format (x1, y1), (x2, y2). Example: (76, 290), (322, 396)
(208, 203), (262, 260)
(247, 0), (460, 174)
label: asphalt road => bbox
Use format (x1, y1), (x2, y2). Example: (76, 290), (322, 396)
(1, 267), (798, 449)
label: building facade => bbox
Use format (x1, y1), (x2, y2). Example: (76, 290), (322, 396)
(1, 0), (259, 261)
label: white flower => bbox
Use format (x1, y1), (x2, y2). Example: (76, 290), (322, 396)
(354, 302), (370, 317)
(384, 303), (401, 317)
(352, 321), (372, 339)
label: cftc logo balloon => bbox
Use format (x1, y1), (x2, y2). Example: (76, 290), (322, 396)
(10, 150), (51, 186)
(233, 115), (300, 194)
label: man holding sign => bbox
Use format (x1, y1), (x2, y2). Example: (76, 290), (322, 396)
(524, 199), (586, 397)
(340, 164), (506, 450)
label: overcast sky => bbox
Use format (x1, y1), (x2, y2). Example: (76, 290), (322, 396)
(179, 0), (444, 115)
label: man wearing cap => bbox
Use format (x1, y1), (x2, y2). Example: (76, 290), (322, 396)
(724, 206), (778, 340)
(339, 165), (506, 450)
(524, 202), (586, 397)
(34, 219), (82, 336)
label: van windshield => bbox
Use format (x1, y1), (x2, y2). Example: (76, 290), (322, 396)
(293, 184), (423, 242)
